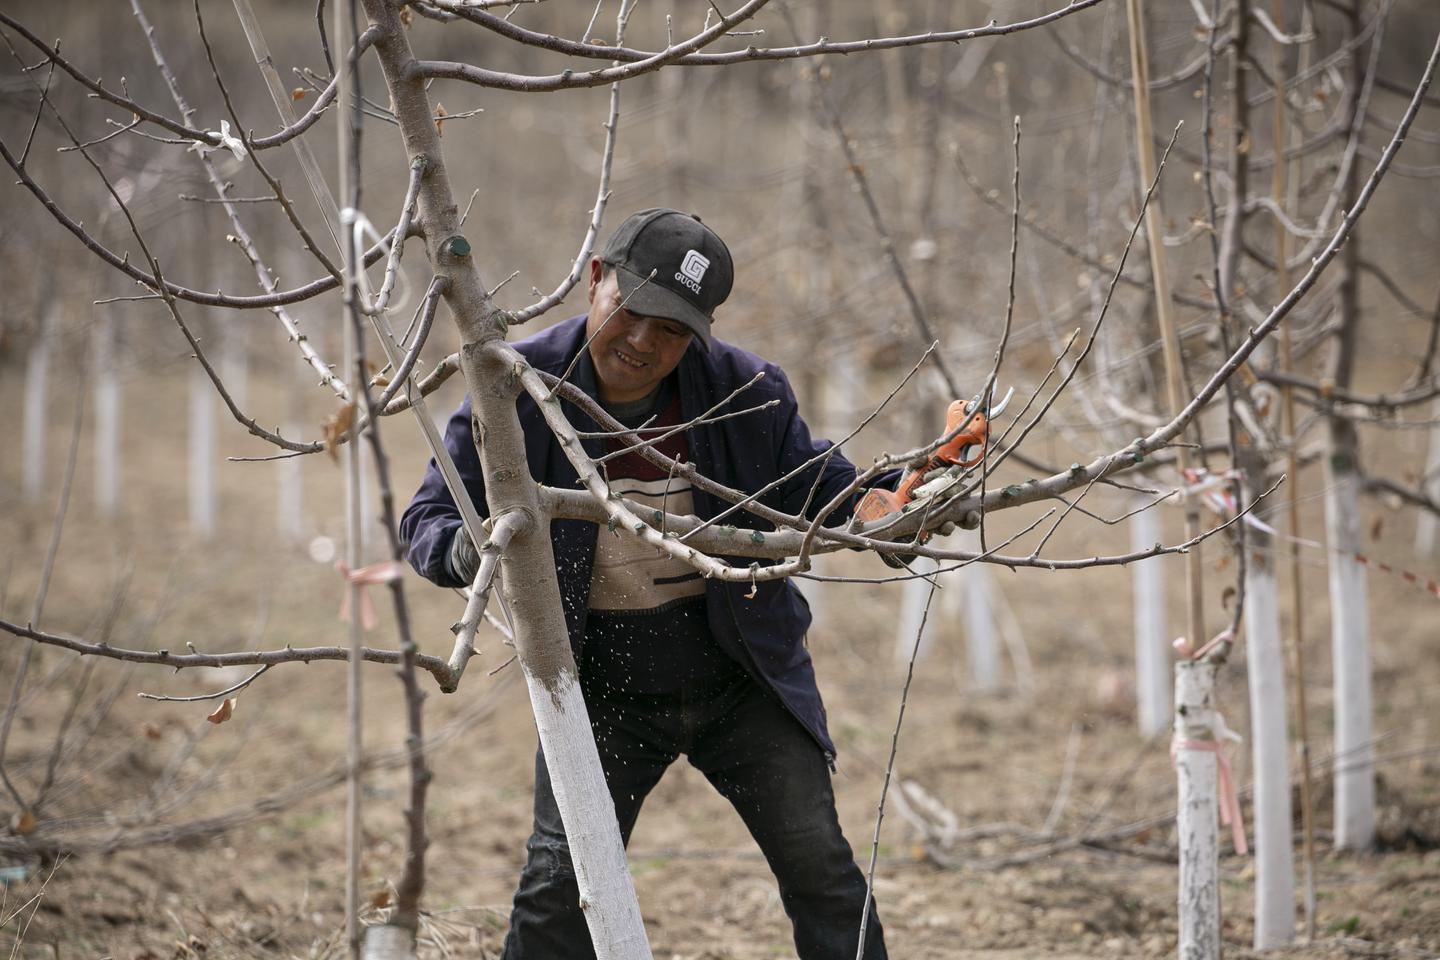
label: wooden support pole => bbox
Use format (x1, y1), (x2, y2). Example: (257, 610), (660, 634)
(1272, 0), (1320, 933)
(334, 2), (364, 955)
(1124, 0), (1206, 649)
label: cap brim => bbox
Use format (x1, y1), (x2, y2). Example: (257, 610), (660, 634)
(610, 264), (713, 350)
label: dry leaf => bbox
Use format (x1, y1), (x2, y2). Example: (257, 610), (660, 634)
(291, 87), (307, 102)
(1370, 516), (1384, 541)
(13, 810), (38, 835)
(435, 102), (447, 137)
(399, 5), (413, 27)
(207, 698), (237, 725)
(371, 373), (391, 389)
(323, 401), (359, 462)
(369, 888), (392, 909)
(143, 722), (164, 741)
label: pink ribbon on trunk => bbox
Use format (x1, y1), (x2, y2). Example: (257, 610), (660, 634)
(336, 560), (405, 631)
(1171, 737), (1248, 856)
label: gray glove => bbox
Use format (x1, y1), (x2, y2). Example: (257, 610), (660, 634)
(447, 525), (481, 584)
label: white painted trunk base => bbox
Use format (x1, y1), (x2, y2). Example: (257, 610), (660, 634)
(1175, 661), (1221, 960)
(1244, 549), (1296, 948)
(189, 362), (216, 537)
(93, 320), (120, 516)
(894, 556), (939, 664)
(1324, 465), (1375, 850)
(960, 528), (1000, 692)
(522, 666), (652, 960)
(22, 324), (50, 501)
(222, 324), (249, 413)
(361, 924), (415, 960)
(1416, 398), (1440, 556)
(893, 532), (1003, 693)
(1130, 504), (1170, 735)
(277, 416), (305, 541)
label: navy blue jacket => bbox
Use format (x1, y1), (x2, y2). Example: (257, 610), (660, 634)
(400, 316), (885, 759)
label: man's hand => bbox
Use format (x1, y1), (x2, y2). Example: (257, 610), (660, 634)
(447, 525), (481, 584)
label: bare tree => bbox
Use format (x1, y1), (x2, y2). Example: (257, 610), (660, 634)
(2, 1), (1437, 958)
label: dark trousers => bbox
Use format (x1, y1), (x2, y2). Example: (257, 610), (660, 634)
(501, 673), (886, 959)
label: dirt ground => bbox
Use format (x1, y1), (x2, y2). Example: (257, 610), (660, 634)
(1, 360), (1438, 960)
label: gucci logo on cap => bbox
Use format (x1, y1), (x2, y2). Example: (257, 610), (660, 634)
(676, 249), (710, 293)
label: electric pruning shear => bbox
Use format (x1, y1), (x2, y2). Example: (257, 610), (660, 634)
(852, 387), (1014, 566)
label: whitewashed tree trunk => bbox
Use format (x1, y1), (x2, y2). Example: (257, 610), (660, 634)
(810, 347), (860, 632)
(1324, 433), (1375, 850)
(1175, 660), (1221, 960)
(467, 342), (651, 959)
(1241, 487), (1296, 948)
(960, 528), (999, 691)
(277, 430), (305, 541)
(894, 556), (939, 663)
(1415, 398), (1440, 556)
(92, 317), (120, 516)
(1130, 502), (1170, 735)
(222, 321), (249, 412)
(189, 360), (216, 537)
(1325, 18), (1374, 853)
(277, 357), (306, 540)
(362, 925), (414, 960)
(22, 310), (52, 501)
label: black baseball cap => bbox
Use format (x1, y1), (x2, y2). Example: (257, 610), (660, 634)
(599, 208), (734, 350)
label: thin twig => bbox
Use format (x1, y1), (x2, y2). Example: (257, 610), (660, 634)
(856, 578), (937, 959)
(137, 665), (272, 703)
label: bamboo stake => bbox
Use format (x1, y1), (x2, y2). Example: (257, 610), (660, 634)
(335, 0), (363, 955)
(1123, 0), (1206, 648)
(1273, 0), (1319, 936)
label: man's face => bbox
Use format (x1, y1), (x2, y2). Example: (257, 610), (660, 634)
(585, 260), (694, 405)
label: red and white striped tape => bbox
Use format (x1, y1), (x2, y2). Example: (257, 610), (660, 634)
(1181, 468), (1439, 600)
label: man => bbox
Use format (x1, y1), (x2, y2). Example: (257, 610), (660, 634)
(400, 209), (888, 958)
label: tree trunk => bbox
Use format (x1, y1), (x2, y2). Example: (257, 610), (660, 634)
(1175, 660), (1221, 960)
(1325, 426), (1374, 850)
(223, 321), (249, 413)
(277, 411), (305, 541)
(1415, 397), (1440, 556)
(22, 308), (51, 502)
(1241, 464), (1296, 947)
(1130, 502), (1169, 735)
(894, 556), (939, 664)
(466, 342), (651, 959)
(1325, 0), (1374, 847)
(361, 925), (415, 960)
(93, 316), (120, 516)
(188, 358), (216, 538)
(959, 528), (999, 692)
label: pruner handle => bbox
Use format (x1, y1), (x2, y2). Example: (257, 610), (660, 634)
(894, 399), (988, 502)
